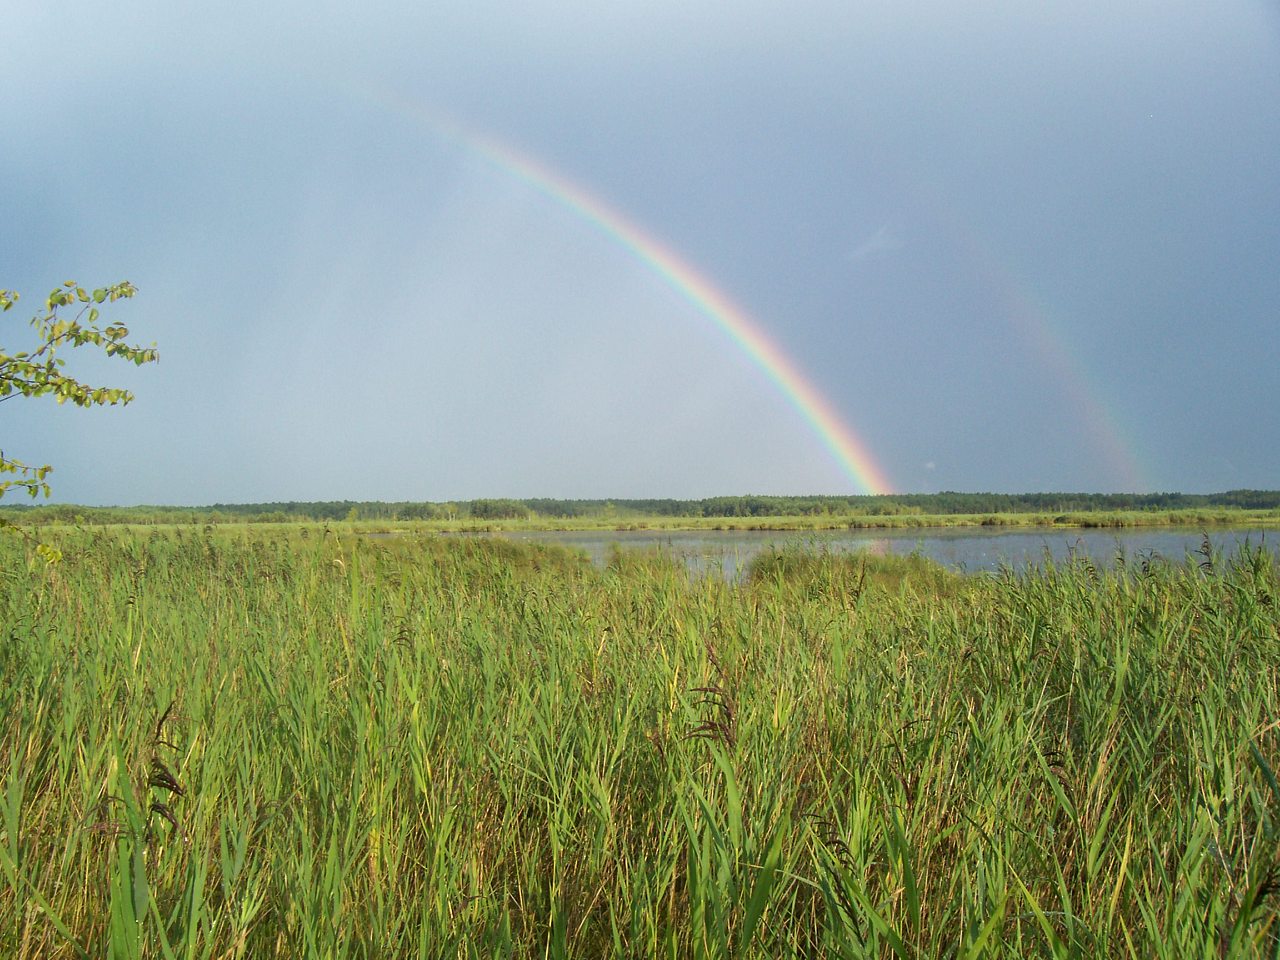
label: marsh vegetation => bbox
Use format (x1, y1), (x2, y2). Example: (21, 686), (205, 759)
(3, 527), (1280, 957)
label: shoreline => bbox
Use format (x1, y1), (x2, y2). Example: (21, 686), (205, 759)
(9, 508), (1279, 536)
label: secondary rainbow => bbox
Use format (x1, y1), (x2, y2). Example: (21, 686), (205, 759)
(368, 91), (894, 495)
(915, 182), (1149, 492)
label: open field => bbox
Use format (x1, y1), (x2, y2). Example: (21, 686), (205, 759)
(3, 527), (1280, 957)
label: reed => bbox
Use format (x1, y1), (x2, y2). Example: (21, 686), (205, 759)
(1, 525), (1278, 957)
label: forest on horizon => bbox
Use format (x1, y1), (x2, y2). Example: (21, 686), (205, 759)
(3, 490), (1278, 525)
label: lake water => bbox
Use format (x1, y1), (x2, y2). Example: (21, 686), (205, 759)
(487, 526), (1276, 579)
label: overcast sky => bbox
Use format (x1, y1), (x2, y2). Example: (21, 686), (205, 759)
(3, 1), (1278, 503)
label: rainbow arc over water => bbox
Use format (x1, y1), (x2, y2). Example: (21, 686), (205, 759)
(370, 92), (895, 495)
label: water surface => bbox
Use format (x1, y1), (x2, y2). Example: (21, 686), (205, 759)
(487, 526), (1275, 579)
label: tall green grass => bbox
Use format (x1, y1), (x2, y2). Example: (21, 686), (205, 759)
(1, 526), (1279, 957)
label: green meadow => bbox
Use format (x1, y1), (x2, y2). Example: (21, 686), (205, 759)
(3, 525), (1280, 958)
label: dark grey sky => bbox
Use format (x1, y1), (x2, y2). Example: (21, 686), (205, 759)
(3, 1), (1277, 503)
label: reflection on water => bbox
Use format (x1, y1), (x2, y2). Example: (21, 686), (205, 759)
(483, 526), (1275, 579)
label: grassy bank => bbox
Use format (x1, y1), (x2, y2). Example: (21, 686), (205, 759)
(6, 499), (1280, 534)
(398, 507), (1280, 534)
(2, 528), (1280, 956)
(15, 506), (1276, 537)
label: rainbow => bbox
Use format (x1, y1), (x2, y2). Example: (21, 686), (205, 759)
(365, 91), (895, 495)
(986, 272), (1148, 493)
(912, 181), (1149, 492)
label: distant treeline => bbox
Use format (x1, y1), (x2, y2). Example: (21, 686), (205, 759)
(2, 490), (1279, 525)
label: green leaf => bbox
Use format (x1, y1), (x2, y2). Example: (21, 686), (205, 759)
(35, 543), (62, 565)
(737, 814), (786, 955)
(1251, 741), (1280, 809)
(1, 279), (155, 503)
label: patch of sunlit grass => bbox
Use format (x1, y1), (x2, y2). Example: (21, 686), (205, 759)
(1, 526), (1278, 956)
